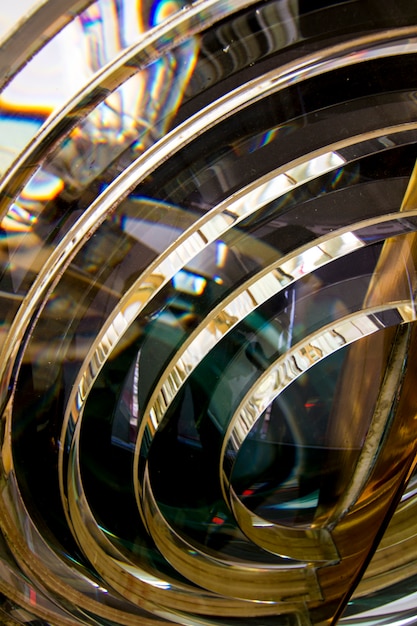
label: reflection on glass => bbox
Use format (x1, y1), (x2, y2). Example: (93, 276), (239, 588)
(2, 1), (417, 625)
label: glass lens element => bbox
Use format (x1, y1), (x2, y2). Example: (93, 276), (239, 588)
(1, 1), (417, 625)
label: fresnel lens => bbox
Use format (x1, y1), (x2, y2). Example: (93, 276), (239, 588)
(1, 1), (417, 624)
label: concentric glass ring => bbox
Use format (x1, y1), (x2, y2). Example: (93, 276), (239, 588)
(2, 1), (417, 625)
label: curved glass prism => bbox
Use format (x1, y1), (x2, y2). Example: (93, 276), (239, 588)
(1, 1), (417, 625)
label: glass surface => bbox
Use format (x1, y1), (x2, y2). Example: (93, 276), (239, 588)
(1, 0), (417, 625)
